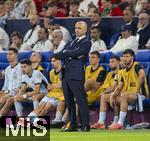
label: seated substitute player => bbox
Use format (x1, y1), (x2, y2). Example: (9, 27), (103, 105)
(29, 52), (46, 76)
(109, 49), (149, 129)
(63, 54), (121, 130)
(29, 52), (46, 103)
(27, 55), (65, 121)
(91, 55), (122, 129)
(0, 48), (22, 116)
(14, 59), (48, 117)
(84, 51), (106, 105)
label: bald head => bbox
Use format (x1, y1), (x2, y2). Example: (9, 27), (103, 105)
(30, 14), (40, 26)
(75, 21), (87, 37)
(30, 52), (42, 69)
(30, 52), (42, 63)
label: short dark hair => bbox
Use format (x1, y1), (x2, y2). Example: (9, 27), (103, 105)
(20, 59), (32, 66)
(50, 54), (59, 60)
(70, 0), (80, 5)
(124, 6), (135, 15)
(110, 55), (120, 61)
(91, 26), (101, 32)
(90, 51), (100, 58)
(8, 48), (18, 54)
(11, 31), (22, 39)
(123, 49), (135, 58)
(88, 6), (100, 15)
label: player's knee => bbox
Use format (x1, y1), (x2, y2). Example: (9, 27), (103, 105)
(32, 95), (39, 101)
(120, 94), (127, 101)
(58, 101), (65, 107)
(32, 95), (36, 101)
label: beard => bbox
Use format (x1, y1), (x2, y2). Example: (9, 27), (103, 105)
(124, 60), (132, 68)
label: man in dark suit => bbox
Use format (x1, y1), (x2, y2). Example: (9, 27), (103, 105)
(54, 21), (91, 132)
(137, 12), (150, 49)
(123, 7), (138, 35)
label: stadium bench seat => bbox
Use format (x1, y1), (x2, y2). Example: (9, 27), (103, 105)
(0, 62), (9, 70)
(18, 51), (32, 61)
(41, 62), (52, 80)
(136, 50), (150, 62)
(0, 51), (8, 62)
(100, 51), (113, 63)
(117, 51), (123, 57)
(39, 51), (53, 62)
(108, 32), (120, 49)
(100, 63), (110, 72)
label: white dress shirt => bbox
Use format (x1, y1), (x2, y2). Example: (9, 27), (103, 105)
(110, 35), (139, 54)
(32, 39), (53, 52)
(90, 39), (107, 52)
(0, 27), (10, 50)
(53, 40), (66, 53)
(11, 1), (25, 18)
(22, 25), (40, 50)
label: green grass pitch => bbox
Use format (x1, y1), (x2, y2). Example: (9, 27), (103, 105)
(50, 129), (150, 141)
(0, 128), (150, 141)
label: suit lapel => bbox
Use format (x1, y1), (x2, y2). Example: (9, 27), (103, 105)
(69, 37), (87, 49)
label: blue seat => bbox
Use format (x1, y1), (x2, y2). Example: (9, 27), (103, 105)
(0, 52), (8, 62)
(18, 51), (32, 61)
(41, 62), (52, 80)
(108, 32), (120, 49)
(39, 51), (53, 62)
(117, 51), (123, 57)
(136, 50), (150, 62)
(100, 63), (110, 72)
(0, 63), (9, 70)
(100, 51), (113, 63)
(139, 62), (150, 69)
(143, 98), (150, 106)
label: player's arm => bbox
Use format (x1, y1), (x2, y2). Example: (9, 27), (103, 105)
(135, 64), (145, 93)
(51, 82), (62, 89)
(26, 84), (41, 97)
(2, 70), (8, 92)
(112, 81), (124, 98)
(136, 70), (145, 93)
(48, 82), (62, 91)
(103, 81), (118, 94)
(96, 70), (107, 85)
(55, 41), (91, 60)
(17, 83), (27, 95)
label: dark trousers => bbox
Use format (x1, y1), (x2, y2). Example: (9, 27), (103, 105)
(62, 78), (89, 127)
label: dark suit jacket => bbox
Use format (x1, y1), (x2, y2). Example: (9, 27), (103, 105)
(127, 18), (138, 36)
(138, 23), (150, 49)
(56, 37), (91, 81)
